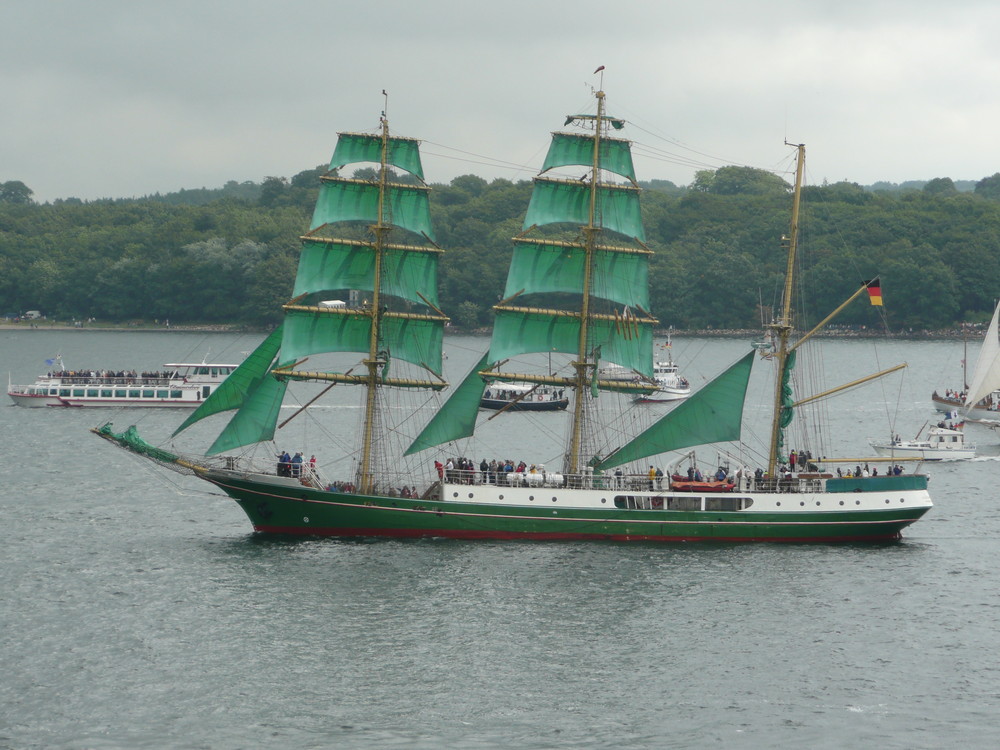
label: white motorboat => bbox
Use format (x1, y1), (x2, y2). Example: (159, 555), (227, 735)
(871, 423), (975, 461)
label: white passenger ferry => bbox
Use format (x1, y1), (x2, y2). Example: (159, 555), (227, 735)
(8, 358), (238, 408)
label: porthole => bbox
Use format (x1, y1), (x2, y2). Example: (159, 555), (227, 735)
(816, 501), (821, 506)
(839, 501), (844, 506)
(799, 501), (805, 507)
(498, 494), (504, 500)
(529, 495), (534, 501)
(303, 517), (310, 523)
(776, 502), (781, 507)
(468, 493), (474, 498)
(856, 500), (861, 505)
(899, 498), (905, 503)
(453, 492), (459, 498)
(601, 498), (607, 503)
(885, 499), (890, 504)
(551, 497), (557, 502)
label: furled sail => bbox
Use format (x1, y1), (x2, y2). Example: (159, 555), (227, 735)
(774, 349), (797, 454)
(596, 351), (755, 470)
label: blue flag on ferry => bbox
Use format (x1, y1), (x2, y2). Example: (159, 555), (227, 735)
(45, 358), (55, 366)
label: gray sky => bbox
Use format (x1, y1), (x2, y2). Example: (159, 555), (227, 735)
(4, 0), (1000, 202)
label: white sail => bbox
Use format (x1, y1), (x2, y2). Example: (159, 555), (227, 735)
(965, 301), (1000, 409)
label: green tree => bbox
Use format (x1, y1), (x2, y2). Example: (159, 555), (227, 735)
(691, 166), (789, 196)
(974, 173), (1000, 200)
(454, 300), (482, 329)
(0, 180), (33, 204)
(924, 177), (958, 196)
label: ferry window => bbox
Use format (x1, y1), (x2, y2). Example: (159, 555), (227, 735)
(142, 390), (154, 398)
(101, 390), (113, 398)
(156, 390), (168, 398)
(87, 389), (98, 397)
(705, 497), (742, 512)
(170, 390), (182, 398)
(115, 390), (126, 397)
(60, 388), (70, 396)
(197, 367), (208, 375)
(666, 496), (701, 511)
(50, 389), (58, 395)
(73, 388), (85, 397)
(613, 495), (639, 509)
(211, 368), (218, 377)
(129, 390), (140, 398)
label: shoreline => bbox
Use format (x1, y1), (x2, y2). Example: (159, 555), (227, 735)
(0, 322), (980, 340)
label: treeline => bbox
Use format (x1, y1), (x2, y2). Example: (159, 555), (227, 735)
(3, 168), (1000, 331)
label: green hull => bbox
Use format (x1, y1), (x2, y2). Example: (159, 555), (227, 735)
(204, 472), (929, 543)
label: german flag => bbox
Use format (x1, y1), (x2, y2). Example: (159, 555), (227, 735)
(865, 279), (883, 306)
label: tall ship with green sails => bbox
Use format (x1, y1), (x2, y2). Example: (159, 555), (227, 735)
(94, 87), (932, 542)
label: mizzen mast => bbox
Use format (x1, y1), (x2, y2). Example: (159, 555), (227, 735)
(766, 143), (805, 477)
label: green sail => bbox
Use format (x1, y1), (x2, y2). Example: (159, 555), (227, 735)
(330, 132), (424, 180)
(595, 351), (756, 471)
(490, 308), (652, 378)
(404, 353), (491, 455)
(503, 240), (649, 309)
(205, 373), (289, 456)
(310, 179), (435, 240)
(172, 325), (285, 437)
(541, 132), (636, 182)
(293, 239), (440, 308)
(776, 349), (797, 453)
(282, 309), (444, 376)
(523, 179), (644, 241)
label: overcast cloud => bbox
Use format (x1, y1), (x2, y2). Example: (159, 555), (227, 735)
(4, 0), (1000, 202)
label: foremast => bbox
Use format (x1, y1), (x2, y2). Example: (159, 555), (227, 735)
(274, 108), (448, 494)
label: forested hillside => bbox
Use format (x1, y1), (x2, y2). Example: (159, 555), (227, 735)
(3, 168), (1000, 331)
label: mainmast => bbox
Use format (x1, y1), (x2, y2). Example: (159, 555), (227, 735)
(766, 144), (805, 476)
(356, 114), (392, 493)
(567, 88), (606, 476)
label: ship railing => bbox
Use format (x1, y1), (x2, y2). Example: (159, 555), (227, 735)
(50, 374), (177, 387)
(748, 476), (825, 493)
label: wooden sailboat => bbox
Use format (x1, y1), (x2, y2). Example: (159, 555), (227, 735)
(93, 85), (932, 542)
